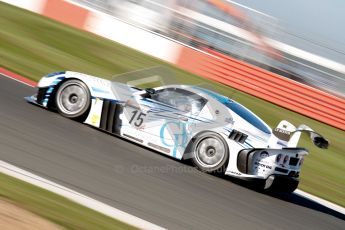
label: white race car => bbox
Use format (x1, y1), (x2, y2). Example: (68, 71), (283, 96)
(25, 68), (328, 192)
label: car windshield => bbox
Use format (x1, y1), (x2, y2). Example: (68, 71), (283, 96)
(225, 101), (271, 134)
(195, 87), (271, 134)
(109, 67), (215, 116)
(151, 87), (207, 114)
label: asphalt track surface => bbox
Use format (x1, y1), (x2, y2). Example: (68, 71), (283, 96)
(0, 75), (344, 230)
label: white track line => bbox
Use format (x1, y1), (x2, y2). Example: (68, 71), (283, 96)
(0, 160), (166, 230)
(294, 189), (345, 215)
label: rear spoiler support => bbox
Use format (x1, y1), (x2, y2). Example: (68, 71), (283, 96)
(274, 120), (329, 149)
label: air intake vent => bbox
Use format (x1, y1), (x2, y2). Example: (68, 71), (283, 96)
(100, 99), (122, 134)
(289, 157), (299, 166)
(229, 130), (248, 143)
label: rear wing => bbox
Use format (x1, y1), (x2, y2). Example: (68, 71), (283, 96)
(273, 120), (329, 149)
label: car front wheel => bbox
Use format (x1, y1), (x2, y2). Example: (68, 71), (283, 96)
(55, 79), (91, 121)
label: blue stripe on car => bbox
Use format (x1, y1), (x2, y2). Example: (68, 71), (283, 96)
(45, 71), (65, 78)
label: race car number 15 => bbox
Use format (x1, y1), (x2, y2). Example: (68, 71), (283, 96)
(128, 110), (146, 127)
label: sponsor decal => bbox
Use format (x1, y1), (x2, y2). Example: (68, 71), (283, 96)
(229, 171), (241, 175)
(260, 151), (269, 158)
(254, 161), (272, 169)
(273, 128), (291, 141)
(225, 117), (233, 124)
(91, 114), (100, 125)
(274, 128), (291, 135)
(160, 121), (191, 158)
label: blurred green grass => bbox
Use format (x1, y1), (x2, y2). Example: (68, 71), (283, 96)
(0, 173), (136, 230)
(1, 2), (344, 207)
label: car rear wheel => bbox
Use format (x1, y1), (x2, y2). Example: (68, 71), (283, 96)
(191, 132), (229, 173)
(264, 175), (299, 193)
(55, 79), (91, 121)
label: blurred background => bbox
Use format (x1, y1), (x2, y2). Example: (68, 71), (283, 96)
(1, 1), (345, 227)
(72, 0), (345, 98)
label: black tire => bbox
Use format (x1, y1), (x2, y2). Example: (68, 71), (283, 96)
(283, 181), (299, 193)
(55, 79), (91, 121)
(190, 131), (229, 173)
(263, 175), (299, 193)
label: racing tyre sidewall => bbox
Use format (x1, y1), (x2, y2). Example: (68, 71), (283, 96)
(55, 79), (91, 121)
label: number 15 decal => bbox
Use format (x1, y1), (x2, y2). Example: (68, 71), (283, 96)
(128, 110), (146, 127)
